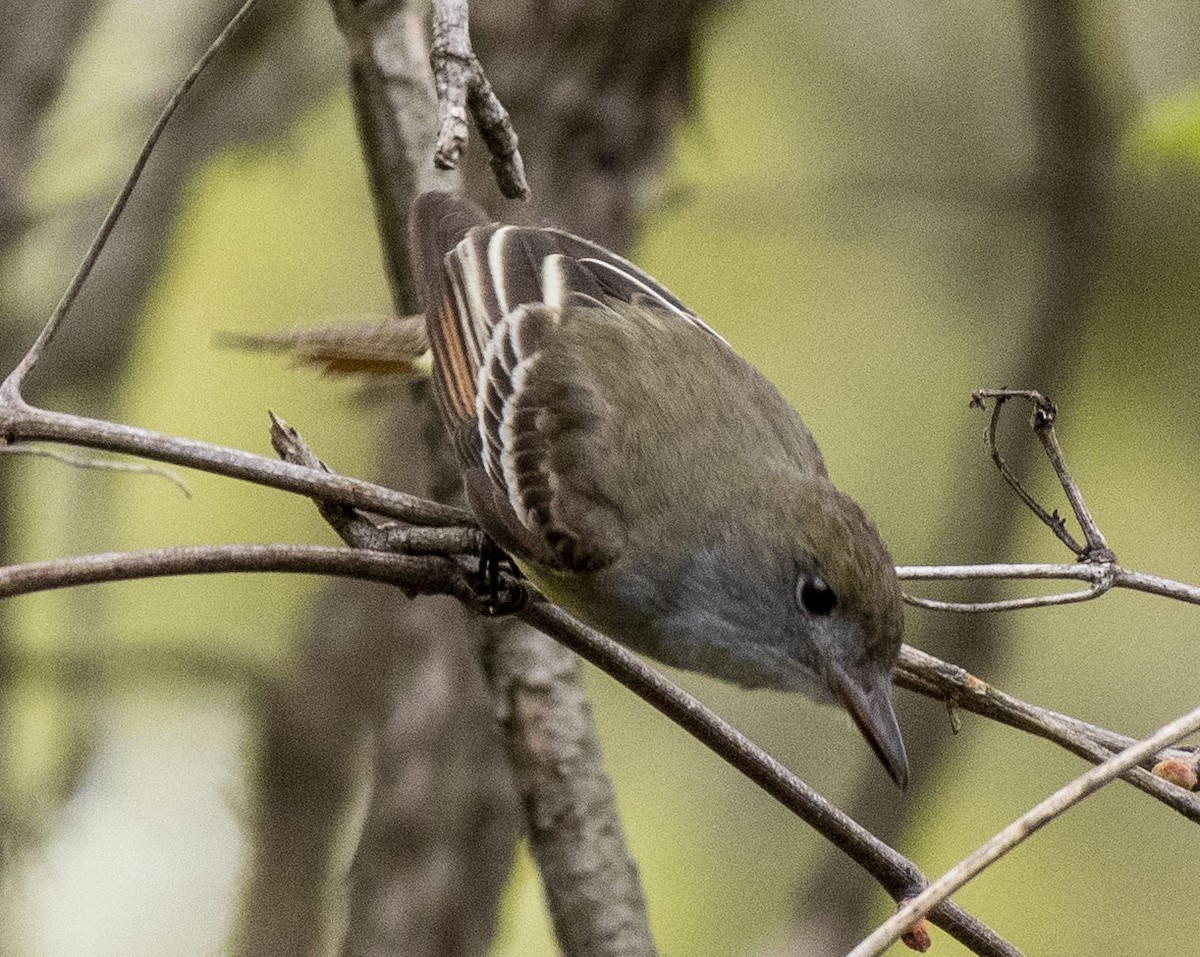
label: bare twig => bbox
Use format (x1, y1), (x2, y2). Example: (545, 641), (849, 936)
(847, 702), (1200, 957)
(0, 443), (191, 497)
(971, 389), (1115, 562)
(519, 604), (1020, 957)
(0, 401), (471, 528)
(897, 391), (1129, 613)
(429, 0), (528, 198)
(0, 544), (477, 602)
(898, 561), (1200, 610)
(895, 646), (1200, 823)
(0, 0), (263, 396)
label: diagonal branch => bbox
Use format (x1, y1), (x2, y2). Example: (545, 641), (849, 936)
(848, 702), (1200, 957)
(517, 604), (1019, 957)
(0, 0), (263, 396)
(895, 646), (1200, 822)
(0, 400), (470, 527)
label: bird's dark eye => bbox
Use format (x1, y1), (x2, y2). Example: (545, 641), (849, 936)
(798, 575), (837, 616)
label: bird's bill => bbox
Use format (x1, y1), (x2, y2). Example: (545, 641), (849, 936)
(828, 665), (909, 789)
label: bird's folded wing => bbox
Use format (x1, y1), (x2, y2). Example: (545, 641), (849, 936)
(410, 191), (726, 572)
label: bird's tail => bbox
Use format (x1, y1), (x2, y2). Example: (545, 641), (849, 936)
(408, 191), (494, 432)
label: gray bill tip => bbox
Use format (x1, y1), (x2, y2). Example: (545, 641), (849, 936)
(831, 666), (910, 789)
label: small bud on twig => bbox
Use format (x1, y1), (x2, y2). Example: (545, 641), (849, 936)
(1151, 757), (1199, 791)
(897, 900), (932, 953)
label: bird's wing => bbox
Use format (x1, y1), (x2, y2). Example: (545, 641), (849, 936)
(409, 191), (728, 572)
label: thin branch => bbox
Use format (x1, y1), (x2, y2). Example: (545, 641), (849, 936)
(973, 391), (1082, 554)
(0, 443), (191, 497)
(0, 400), (471, 528)
(0, 0), (263, 396)
(847, 702), (1200, 957)
(897, 561), (1200, 610)
(903, 580), (1109, 613)
(895, 646), (1200, 823)
(518, 603), (1020, 957)
(429, 0), (528, 198)
(971, 389), (1115, 562)
(0, 544), (475, 603)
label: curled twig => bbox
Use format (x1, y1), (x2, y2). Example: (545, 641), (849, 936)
(971, 389), (1115, 562)
(429, 0), (528, 198)
(903, 391), (1131, 612)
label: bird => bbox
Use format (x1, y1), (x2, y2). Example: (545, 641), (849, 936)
(408, 190), (908, 787)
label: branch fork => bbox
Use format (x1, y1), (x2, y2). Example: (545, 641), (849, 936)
(902, 389), (1135, 613)
(429, 0), (528, 198)
(971, 388), (1114, 563)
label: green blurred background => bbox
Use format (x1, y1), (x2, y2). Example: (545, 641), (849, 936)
(2, 1), (1199, 955)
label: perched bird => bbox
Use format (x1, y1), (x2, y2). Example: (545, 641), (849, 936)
(409, 191), (908, 786)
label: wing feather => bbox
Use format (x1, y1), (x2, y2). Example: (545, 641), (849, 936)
(410, 190), (725, 572)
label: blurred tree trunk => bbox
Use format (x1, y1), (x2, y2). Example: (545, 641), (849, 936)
(240, 2), (720, 955)
(0, 0), (336, 920)
(0, 0), (96, 885)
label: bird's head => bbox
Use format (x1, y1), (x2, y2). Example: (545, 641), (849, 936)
(731, 477), (907, 786)
(784, 478), (907, 786)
